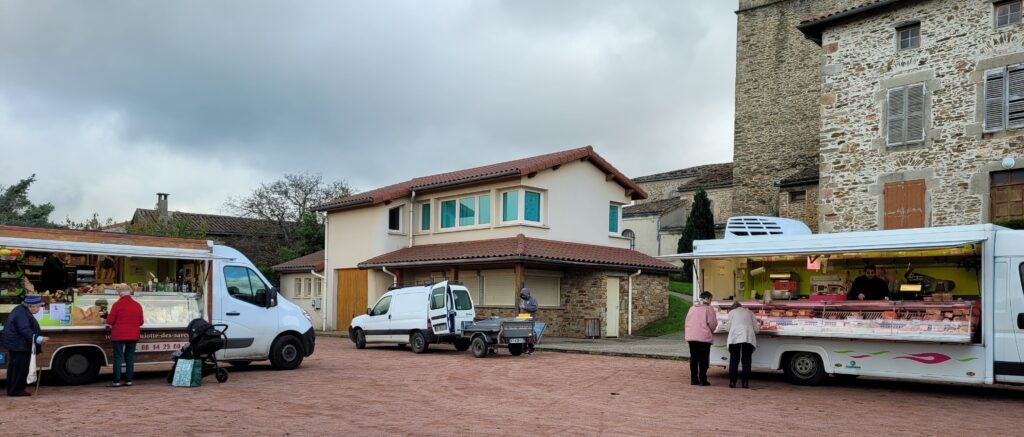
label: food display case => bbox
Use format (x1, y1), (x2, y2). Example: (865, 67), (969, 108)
(70, 292), (201, 328)
(711, 300), (979, 343)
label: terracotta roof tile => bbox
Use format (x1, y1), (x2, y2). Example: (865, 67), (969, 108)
(314, 146), (647, 212)
(133, 209), (289, 237)
(677, 163), (734, 191)
(358, 234), (679, 273)
(272, 250), (325, 273)
(798, 0), (910, 44)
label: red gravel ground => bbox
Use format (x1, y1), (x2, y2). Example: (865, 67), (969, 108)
(3, 336), (1022, 436)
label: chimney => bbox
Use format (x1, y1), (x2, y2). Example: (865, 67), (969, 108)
(156, 193), (170, 222)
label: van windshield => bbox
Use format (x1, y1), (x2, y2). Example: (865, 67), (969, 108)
(451, 288), (473, 310)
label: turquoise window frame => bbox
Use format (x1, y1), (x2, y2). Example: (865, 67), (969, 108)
(479, 194), (491, 224)
(609, 204), (619, 233)
(502, 191), (519, 222)
(525, 191), (541, 222)
(420, 203), (431, 231)
(459, 197), (476, 226)
(441, 200), (456, 229)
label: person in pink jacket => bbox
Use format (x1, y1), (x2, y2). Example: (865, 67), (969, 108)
(684, 291), (718, 386)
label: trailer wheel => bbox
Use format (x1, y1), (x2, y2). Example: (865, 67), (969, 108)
(410, 332), (429, 354)
(216, 368), (229, 383)
(784, 352), (826, 386)
(454, 338), (471, 351)
(269, 335), (304, 370)
(471, 336), (489, 358)
(52, 348), (101, 386)
(354, 329), (366, 349)
(508, 344), (525, 356)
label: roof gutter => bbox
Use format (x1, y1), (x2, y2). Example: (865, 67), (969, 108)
(358, 255), (680, 273)
(311, 197), (373, 213)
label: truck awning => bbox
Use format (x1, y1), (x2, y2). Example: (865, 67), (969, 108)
(661, 224), (996, 260)
(0, 236), (217, 260)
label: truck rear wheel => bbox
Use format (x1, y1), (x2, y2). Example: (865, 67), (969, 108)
(52, 348), (101, 385)
(508, 344), (525, 356)
(471, 336), (489, 358)
(784, 352), (826, 386)
(410, 332), (428, 354)
(270, 335), (304, 370)
(454, 338), (471, 351)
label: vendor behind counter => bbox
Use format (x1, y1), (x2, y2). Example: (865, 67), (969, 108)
(847, 265), (890, 301)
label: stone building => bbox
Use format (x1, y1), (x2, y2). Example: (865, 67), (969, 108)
(732, 0), (864, 232)
(799, 0), (1024, 231)
(623, 163), (732, 259)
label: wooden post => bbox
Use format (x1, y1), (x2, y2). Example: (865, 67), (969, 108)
(448, 266), (459, 282)
(514, 263), (525, 295)
(395, 269), (404, 286)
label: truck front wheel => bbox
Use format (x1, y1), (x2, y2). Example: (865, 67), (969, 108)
(471, 336), (489, 358)
(784, 352), (826, 386)
(269, 335), (304, 370)
(52, 348), (101, 385)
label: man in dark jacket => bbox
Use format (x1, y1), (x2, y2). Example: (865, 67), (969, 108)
(40, 252), (68, 293)
(518, 288), (539, 354)
(105, 286), (145, 387)
(847, 265), (890, 301)
(2, 295), (48, 396)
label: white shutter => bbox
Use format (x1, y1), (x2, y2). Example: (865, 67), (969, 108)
(887, 87), (906, 145)
(525, 275), (561, 307)
(905, 83), (926, 142)
(481, 269), (515, 306)
(1009, 64), (1024, 129)
(985, 68), (1007, 132)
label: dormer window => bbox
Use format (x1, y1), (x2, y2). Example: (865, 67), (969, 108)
(896, 23), (920, 51)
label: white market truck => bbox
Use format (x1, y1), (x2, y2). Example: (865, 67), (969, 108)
(670, 217), (1024, 386)
(0, 225), (315, 385)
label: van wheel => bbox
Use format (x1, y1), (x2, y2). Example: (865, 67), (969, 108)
(508, 344), (524, 356)
(471, 336), (489, 358)
(454, 338), (471, 351)
(354, 329), (366, 349)
(270, 335), (304, 370)
(784, 352), (826, 386)
(410, 332), (428, 354)
(52, 348), (100, 385)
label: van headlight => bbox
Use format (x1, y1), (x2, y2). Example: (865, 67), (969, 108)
(301, 309), (313, 323)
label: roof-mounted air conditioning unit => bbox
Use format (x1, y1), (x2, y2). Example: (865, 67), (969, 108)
(724, 216), (812, 239)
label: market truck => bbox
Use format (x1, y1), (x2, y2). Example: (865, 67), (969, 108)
(670, 217), (1024, 386)
(0, 225), (315, 385)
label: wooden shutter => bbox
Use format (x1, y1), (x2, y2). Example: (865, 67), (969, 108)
(884, 180), (926, 229)
(906, 83), (926, 142)
(1009, 64), (1024, 129)
(985, 68), (1007, 132)
(887, 87), (907, 144)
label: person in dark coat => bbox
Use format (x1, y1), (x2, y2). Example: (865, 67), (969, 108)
(40, 252), (68, 293)
(847, 265), (890, 301)
(2, 295), (48, 396)
(105, 286), (145, 387)
(518, 288), (539, 354)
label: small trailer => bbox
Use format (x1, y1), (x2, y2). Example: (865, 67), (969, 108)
(461, 317), (536, 358)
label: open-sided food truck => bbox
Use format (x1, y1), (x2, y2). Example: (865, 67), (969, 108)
(669, 217), (1024, 386)
(0, 225), (315, 385)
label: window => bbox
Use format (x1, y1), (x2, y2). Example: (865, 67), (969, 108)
(525, 191), (541, 222)
(388, 205), (403, 232)
(991, 169), (1024, 221)
(480, 270), (515, 306)
(304, 278), (312, 297)
(479, 194), (491, 225)
(420, 203), (431, 231)
(459, 197), (476, 226)
(609, 204), (620, 233)
(983, 64), (1024, 133)
(883, 180), (926, 229)
(996, 1), (1022, 28)
(886, 83), (926, 146)
(789, 190), (807, 202)
(896, 23), (920, 50)
(502, 191), (518, 221)
(451, 288), (473, 310)
(369, 295), (392, 316)
(224, 266), (268, 306)
(430, 286), (446, 310)
(441, 200), (456, 228)
(314, 278), (322, 297)
(293, 278), (302, 299)
(525, 273), (561, 307)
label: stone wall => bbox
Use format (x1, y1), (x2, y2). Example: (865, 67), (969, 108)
(636, 177), (694, 203)
(817, 0), (1024, 232)
(733, 0), (863, 222)
(777, 185), (820, 232)
(474, 269), (668, 338)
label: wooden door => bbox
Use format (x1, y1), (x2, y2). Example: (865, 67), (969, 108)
(606, 277), (620, 338)
(883, 180), (925, 229)
(991, 169), (1024, 222)
(336, 268), (368, 330)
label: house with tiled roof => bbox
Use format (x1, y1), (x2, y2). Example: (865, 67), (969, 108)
(622, 163), (733, 259)
(314, 145), (677, 337)
(272, 250), (326, 327)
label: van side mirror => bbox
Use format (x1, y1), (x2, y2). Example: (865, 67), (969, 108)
(266, 287), (278, 308)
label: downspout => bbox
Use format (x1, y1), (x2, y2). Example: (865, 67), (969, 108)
(310, 270), (327, 331)
(656, 215), (662, 255)
(409, 190), (416, 248)
(628, 269), (642, 336)
(382, 266), (397, 287)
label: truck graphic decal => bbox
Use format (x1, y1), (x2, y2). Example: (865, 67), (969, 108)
(894, 353), (951, 364)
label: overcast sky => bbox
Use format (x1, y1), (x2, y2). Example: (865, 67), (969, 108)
(0, 1), (737, 223)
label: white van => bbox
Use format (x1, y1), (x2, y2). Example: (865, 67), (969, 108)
(0, 225), (315, 385)
(349, 281), (475, 353)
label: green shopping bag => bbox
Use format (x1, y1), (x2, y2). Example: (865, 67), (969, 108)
(172, 359), (202, 387)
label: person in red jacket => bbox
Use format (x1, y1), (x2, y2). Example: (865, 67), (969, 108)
(106, 286), (145, 387)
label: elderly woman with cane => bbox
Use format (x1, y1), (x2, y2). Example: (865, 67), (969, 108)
(2, 295), (49, 397)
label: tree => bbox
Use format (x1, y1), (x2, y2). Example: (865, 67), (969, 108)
(125, 215), (209, 240)
(677, 189), (716, 280)
(0, 174), (55, 227)
(277, 211), (326, 262)
(224, 173), (352, 240)
(64, 213), (116, 230)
